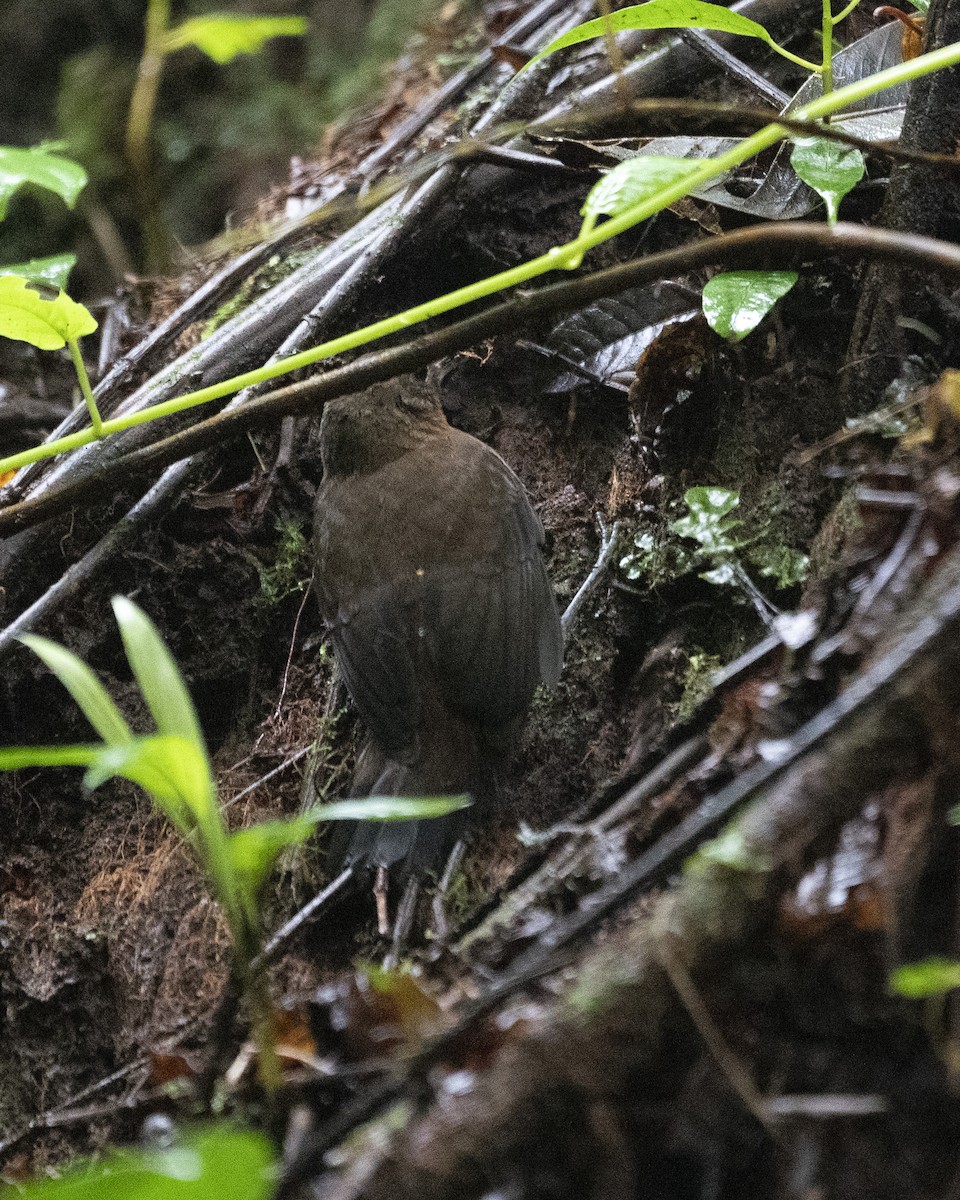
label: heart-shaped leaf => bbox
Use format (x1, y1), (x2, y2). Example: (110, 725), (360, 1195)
(582, 156), (703, 224)
(790, 137), (865, 224)
(702, 271), (798, 342)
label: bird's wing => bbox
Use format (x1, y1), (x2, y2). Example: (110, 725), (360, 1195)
(419, 440), (562, 727)
(314, 434), (562, 755)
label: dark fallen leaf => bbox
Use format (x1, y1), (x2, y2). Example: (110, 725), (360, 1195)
(537, 280), (699, 393)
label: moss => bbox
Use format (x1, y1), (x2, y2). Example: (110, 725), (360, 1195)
(676, 651), (722, 723)
(201, 250), (312, 338)
(242, 517), (312, 612)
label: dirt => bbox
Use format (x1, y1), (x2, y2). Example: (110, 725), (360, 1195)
(4, 6), (960, 1195)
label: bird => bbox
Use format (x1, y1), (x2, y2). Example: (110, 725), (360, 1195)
(312, 375), (563, 872)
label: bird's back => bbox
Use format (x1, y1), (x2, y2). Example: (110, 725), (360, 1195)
(314, 389), (561, 869)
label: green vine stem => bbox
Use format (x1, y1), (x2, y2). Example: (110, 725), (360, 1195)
(3, 38), (959, 482)
(67, 338), (103, 438)
(822, 0), (835, 96)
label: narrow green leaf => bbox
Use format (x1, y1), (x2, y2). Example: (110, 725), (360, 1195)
(0, 744), (100, 770)
(165, 14), (307, 64)
(302, 795), (472, 822)
(890, 957), (960, 999)
(0, 144), (87, 221)
(0, 275), (97, 351)
(12, 1124), (275, 1200)
(227, 817), (318, 901)
(0, 253), (76, 289)
(702, 270), (798, 342)
(582, 156), (703, 222)
(112, 597), (206, 753)
(83, 736), (210, 837)
(526, 1), (785, 70)
(790, 137), (865, 224)
(20, 633), (132, 744)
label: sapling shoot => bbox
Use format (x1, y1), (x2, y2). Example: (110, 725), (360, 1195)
(0, 598), (468, 1092)
(125, 1), (307, 271)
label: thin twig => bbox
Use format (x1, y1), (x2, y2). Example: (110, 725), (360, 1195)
(254, 867), (355, 970)
(656, 929), (775, 1132)
(274, 570), (315, 721)
(561, 515), (622, 637)
(224, 746), (311, 810)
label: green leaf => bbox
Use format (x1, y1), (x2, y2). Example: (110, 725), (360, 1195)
(582, 156), (703, 222)
(83, 736), (211, 837)
(0, 144), (87, 221)
(702, 270), (798, 343)
(303, 795), (472, 822)
(112, 597), (206, 752)
(227, 817), (318, 901)
(0, 253), (76, 289)
(165, 14), (307, 64)
(890, 957), (960, 999)
(0, 744), (100, 771)
(790, 137), (865, 224)
(526, 1), (788, 70)
(12, 1124), (275, 1200)
(0, 275), (97, 351)
(20, 633), (132, 744)
(691, 825), (772, 872)
(671, 486), (741, 551)
(910, 0), (929, 11)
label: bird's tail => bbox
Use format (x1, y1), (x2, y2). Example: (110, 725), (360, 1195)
(330, 742), (475, 873)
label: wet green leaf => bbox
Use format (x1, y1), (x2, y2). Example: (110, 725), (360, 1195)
(527, 0), (784, 69)
(890, 957), (960, 999)
(790, 137), (865, 223)
(0, 253), (76, 290)
(702, 270), (798, 342)
(582, 156), (702, 223)
(12, 1124), (275, 1199)
(0, 144), (87, 221)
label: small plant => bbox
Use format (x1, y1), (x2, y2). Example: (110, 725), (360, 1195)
(620, 487), (808, 618)
(125, 3), (307, 271)
(0, 141), (97, 441)
(0, 275), (102, 432)
(0, 598), (467, 1091)
(701, 271), (798, 342)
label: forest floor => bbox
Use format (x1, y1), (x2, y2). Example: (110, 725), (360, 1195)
(3, 2), (960, 1198)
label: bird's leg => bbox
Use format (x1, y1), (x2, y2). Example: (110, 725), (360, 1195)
(384, 876), (420, 968)
(431, 839), (466, 942)
(375, 864), (390, 935)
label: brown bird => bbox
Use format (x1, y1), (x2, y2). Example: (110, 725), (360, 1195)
(313, 376), (562, 871)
